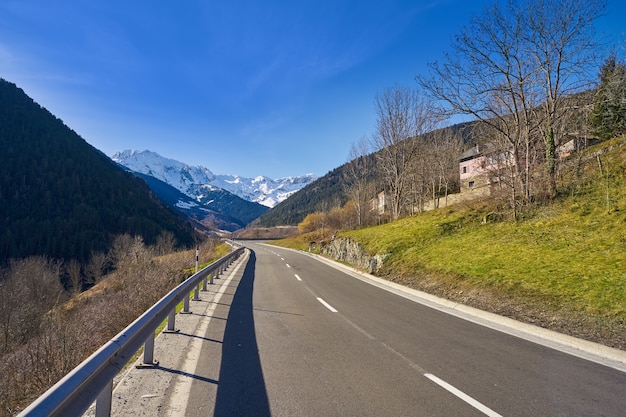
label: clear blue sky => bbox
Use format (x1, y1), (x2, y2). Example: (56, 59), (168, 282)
(1, 1), (625, 178)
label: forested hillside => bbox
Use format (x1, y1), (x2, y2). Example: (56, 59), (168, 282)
(256, 164), (349, 227)
(0, 78), (197, 264)
(257, 122), (472, 227)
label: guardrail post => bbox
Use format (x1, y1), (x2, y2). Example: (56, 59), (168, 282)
(202, 275), (208, 291)
(182, 293), (191, 313)
(137, 332), (157, 368)
(165, 309), (176, 332)
(192, 246), (200, 300)
(209, 272), (214, 285)
(95, 380), (113, 417)
(144, 335), (154, 364)
(193, 281), (201, 301)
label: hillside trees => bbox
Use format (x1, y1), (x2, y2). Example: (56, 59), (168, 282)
(372, 85), (442, 220)
(0, 257), (66, 354)
(589, 54), (626, 139)
(343, 137), (376, 227)
(525, 0), (606, 196)
(419, 129), (464, 211)
(0, 79), (197, 266)
(418, 0), (606, 202)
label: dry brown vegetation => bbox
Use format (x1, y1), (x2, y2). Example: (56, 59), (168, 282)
(0, 235), (222, 417)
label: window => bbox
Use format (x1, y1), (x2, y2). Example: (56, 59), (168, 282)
(462, 166), (468, 174)
(469, 181), (475, 188)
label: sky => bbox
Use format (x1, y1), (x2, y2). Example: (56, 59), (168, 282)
(1, 1), (625, 179)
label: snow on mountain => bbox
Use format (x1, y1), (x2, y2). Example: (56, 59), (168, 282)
(111, 150), (317, 208)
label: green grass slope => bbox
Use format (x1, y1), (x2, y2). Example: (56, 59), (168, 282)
(275, 136), (626, 348)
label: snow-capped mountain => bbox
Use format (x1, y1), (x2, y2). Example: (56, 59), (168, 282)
(111, 150), (317, 208)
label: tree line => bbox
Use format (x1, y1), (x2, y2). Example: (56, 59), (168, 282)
(0, 78), (198, 266)
(416, 0), (623, 215)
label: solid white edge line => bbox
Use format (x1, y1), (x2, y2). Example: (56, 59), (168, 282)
(271, 245), (626, 373)
(424, 374), (503, 417)
(165, 251), (248, 417)
(295, 274), (302, 281)
(316, 297), (338, 313)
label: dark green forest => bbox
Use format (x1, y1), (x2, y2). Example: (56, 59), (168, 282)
(0, 79), (197, 265)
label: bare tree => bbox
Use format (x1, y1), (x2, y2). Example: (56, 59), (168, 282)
(372, 85), (441, 220)
(418, 0), (605, 202)
(2, 257), (64, 346)
(66, 259), (82, 295)
(343, 136), (374, 227)
(525, 0), (606, 196)
(425, 129), (464, 208)
(418, 1), (540, 203)
(84, 250), (109, 287)
(0, 266), (18, 353)
(155, 231), (177, 256)
(110, 234), (152, 271)
(110, 233), (134, 268)
(405, 153), (428, 214)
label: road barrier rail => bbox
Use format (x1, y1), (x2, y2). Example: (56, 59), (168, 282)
(17, 245), (246, 417)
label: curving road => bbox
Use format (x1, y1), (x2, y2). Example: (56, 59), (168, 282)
(182, 241), (626, 417)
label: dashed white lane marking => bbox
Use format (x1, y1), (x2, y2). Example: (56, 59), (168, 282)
(265, 244), (502, 416)
(316, 297), (338, 313)
(424, 374), (503, 417)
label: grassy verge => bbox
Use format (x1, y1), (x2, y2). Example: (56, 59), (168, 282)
(271, 137), (626, 347)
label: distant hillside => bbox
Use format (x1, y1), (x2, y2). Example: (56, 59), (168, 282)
(256, 164), (350, 227)
(0, 79), (197, 264)
(257, 122), (473, 227)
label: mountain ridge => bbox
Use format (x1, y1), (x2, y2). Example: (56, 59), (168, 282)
(112, 149), (317, 208)
(131, 172), (260, 232)
(0, 78), (197, 264)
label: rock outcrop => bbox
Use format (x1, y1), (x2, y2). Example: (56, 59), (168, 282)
(321, 238), (388, 274)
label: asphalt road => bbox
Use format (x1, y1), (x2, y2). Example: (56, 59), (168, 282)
(184, 242), (626, 417)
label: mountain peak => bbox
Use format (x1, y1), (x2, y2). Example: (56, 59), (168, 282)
(112, 150), (317, 208)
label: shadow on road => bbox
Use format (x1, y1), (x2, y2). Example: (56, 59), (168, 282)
(214, 251), (271, 417)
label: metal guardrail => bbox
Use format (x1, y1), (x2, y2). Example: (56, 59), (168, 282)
(17, 246), (246, 417)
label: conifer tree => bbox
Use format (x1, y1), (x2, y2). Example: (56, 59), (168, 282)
(589, 55), (626, 139)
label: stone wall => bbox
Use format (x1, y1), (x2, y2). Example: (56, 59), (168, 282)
(321, 238), (388, 274)
(422, 187), (489, 212)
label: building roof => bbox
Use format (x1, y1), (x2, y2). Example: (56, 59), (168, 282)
(459, 145), (481, 162)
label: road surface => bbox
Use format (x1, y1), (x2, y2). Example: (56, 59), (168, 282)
(178, 242), (626, 416)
